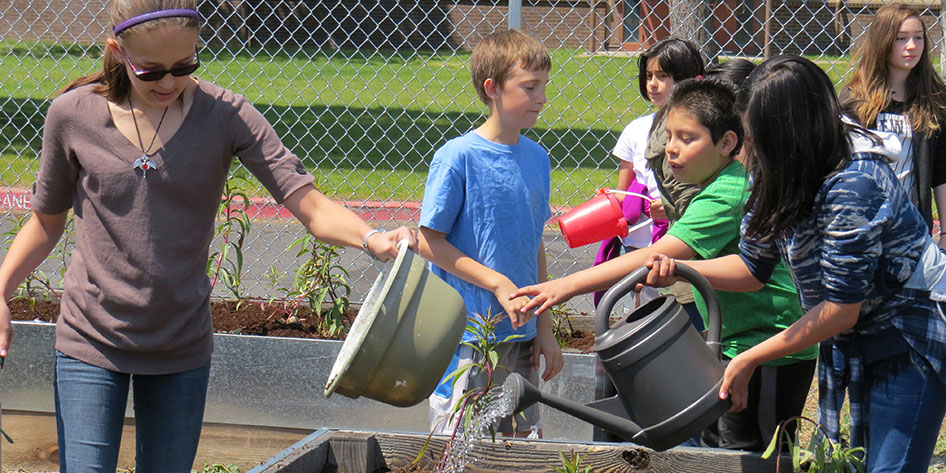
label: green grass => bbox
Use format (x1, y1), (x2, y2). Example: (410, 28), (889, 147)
(0, 41), (862, 206)
(0, 41), (642, 206)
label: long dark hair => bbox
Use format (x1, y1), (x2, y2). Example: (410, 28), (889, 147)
(62, 0), (200, 101)
(638, 38), (706, 102)
(704, 58), (756, 89)
(738, 56), (850, 240)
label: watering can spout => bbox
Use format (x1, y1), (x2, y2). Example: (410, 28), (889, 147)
(503, 373), (645, 442)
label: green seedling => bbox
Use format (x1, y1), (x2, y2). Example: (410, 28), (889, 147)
(411, 311), (523, 471)
(3, 212), (67, 309)
(208, 175), (252, 301)
(554, 450), (592, 473)
(762, 415), (865, 473)
(262, 235), (352, 337)
(192, 464), (240, 473)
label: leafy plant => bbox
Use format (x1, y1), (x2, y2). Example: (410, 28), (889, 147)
(543, 272), (577, 349)
(554, 450), (592, 473)
(442, 311), (523, 434)
(549, 299), (575, 349)
(2, 211), (72, 310)
(410, 311), (523, 472)
(192, 464), (240, 473)
(208, 175), (252, 301)
(264, 234), (351, 337)
(761, 415), (866, 473)
(121, 463), (239, 473)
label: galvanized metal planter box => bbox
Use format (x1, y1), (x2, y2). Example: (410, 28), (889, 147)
(1, 321), (598, 439)
(249, 429), (788, 473)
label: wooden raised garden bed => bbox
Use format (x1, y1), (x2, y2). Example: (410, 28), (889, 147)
(249, 429), (790, 473)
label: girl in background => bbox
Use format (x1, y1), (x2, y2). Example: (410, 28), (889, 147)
(0, 1), (413, 470)
(842, 3), (946, 241)
(602, 38), (704, 318)
(613, 38), (705, 212)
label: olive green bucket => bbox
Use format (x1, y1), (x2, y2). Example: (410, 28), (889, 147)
(324, 240), (467, 407)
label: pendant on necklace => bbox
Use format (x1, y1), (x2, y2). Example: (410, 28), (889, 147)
(133, 155), (157, 177)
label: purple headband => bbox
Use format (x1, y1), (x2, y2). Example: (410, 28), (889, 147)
(113, 8), (200, 36)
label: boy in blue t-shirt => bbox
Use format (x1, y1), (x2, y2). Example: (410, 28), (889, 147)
(418, 29), (564, 438)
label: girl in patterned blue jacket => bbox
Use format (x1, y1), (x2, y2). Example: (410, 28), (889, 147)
(645, 55), (946, 472)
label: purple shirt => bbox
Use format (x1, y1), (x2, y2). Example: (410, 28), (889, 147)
(32, 79), (313, 374)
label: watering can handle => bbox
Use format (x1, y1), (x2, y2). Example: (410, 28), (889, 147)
(595, 264), (723, 360)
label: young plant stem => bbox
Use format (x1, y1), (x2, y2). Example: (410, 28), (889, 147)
(437, 343), (497, 472)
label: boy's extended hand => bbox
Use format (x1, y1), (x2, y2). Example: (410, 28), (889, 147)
(509, 277), (576, 317)
(532, 321), (563, 381)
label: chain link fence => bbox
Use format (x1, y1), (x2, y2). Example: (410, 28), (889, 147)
(1, 0), (944, 310)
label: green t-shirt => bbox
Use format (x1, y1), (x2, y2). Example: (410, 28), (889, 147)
(667, 161), (817, 365)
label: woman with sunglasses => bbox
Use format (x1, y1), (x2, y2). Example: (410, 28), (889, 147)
(0, 0), (415, 470)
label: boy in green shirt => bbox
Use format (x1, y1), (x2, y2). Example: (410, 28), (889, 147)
(512, 78), (816, 451)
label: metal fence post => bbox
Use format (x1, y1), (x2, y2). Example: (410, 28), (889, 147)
(508, 0), (522, 30)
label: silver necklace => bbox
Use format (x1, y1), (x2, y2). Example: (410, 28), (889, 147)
(129, 97), (169, 178)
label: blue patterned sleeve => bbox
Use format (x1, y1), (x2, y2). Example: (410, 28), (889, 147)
(818, 162), (891, 304)
(737, 212), (781, 284)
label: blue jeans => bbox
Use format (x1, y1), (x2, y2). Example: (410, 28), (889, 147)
(54, 352), (211, 473)
(866, 352), (946, 472)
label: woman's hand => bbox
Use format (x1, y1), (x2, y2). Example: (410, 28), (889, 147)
(0, 298), (13, 364)
(509, 277), (577, 317)
(719, 352), (758, 413)
(366, 226), (417, 261)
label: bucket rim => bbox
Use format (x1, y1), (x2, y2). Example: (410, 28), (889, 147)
(323, 239), (411, 397)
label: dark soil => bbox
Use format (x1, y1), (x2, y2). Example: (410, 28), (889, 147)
(9, 298), (596, 351)
(563, 327), (595, 352)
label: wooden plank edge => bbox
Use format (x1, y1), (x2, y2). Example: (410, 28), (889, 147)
(247, 428), (334, 473)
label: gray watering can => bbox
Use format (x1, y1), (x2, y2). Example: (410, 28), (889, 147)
(505, 263), (730, 451)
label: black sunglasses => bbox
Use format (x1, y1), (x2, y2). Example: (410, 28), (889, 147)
(120, 47), (200, 81)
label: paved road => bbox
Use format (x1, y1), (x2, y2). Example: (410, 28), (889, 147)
(0, 215), (600, 315)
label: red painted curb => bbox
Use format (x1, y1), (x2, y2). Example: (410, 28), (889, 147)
(0, 187), (424, 222)
(0, 187), (575, 224)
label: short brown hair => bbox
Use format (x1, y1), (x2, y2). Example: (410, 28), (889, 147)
(470, 29), (551, 105)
